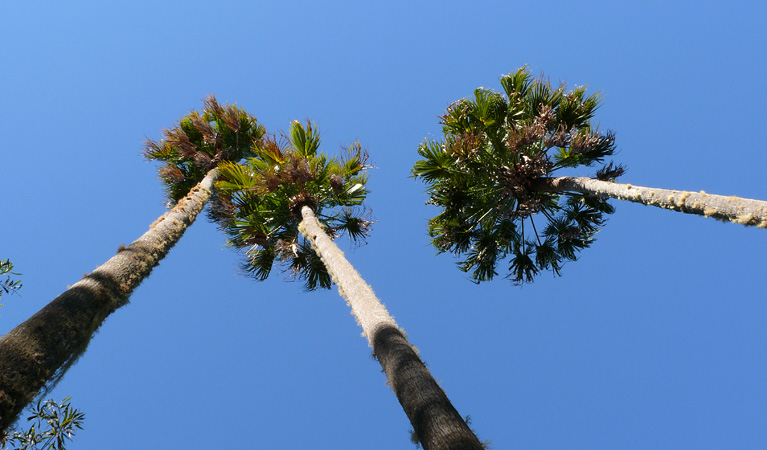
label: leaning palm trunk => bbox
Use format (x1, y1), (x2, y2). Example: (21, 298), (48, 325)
(299, 205), (484, 450)
(0, 168), (218, 434)
(536, 176), (767, 228)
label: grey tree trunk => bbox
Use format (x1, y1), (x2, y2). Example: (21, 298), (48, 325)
(0, 168), (218, 434)
(299, 206), (484, 450)
(536, 176), (767, 227)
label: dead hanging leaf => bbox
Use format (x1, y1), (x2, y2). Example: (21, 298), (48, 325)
(190, 114), (215, 142)
(265, 174), (282, 192)
(329, 173), (343, 195)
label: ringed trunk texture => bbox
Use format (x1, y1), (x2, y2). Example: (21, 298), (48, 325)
(299, 206), (484, 450)
(0, 168), (218, 434)
(537, 176), (767, 228)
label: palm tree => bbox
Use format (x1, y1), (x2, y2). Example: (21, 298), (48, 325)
(0, 96), (265, 434)
(412, 67), (767, 284)
(213, 121), (486, 450)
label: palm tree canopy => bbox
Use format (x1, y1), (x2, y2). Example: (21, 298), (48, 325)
(412, 67), (622, 284)
(143, 95), (266, 204)
(214, 120), (372, 290)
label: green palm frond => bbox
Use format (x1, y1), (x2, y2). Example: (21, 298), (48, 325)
(413, 67), (619, 284)
(216, 161), (260, 192)
(534, 237), (561, 275)
(214, 120), (371, 291)
(283, 238), (333, 290)
(499, 67), (534, 100)
(413, 140), (459, 183)
(324, 207), (373, 243)
(508, 247), (539, 285)
(458, 229), (500, 283)
(242, 246), (276, 281)
(290, 120), (321, 157)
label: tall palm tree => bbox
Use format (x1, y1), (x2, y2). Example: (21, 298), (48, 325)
(412, 67), (767, 284)
(0, 96), (265, 434)
(213, 121), (486, 450)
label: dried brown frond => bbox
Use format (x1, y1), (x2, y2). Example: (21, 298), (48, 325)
(142, 138), (163, 159)
(596, 162), (626, 181)
(506, 122), (546, 151)
(283, 154), (315, 185)
(223, 107), (242, 132)
(536, 104), (556, 128)
(194, 152), (213, 169)
(165, 127), (197, 158)
(265, 174), (282, 192)
(190, 114), (215, 143)
(243, 228), (269, 247)
(544, 124), (570, 149)
(497, 153), (551, 218)
(159, 165), (185, 184)
(329, 174), (344, 195)
(205, 95), (245, 133)
(570, 131), (602, 154)
(203, 95), (224, 118)
(259, 134), (285, 161)
(447, 132), (483, 158)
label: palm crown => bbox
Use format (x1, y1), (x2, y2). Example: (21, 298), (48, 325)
(213, 121), (372, 290)
(413, 67), (623, 284)
(143, 95), (266, 204)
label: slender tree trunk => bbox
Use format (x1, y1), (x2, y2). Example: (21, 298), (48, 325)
(0, 168), (219, 434)
(299, 206), (484, 450)
(534, 176), (767, 228)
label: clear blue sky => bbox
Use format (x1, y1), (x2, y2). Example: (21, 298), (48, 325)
(2, 1), (767, 448)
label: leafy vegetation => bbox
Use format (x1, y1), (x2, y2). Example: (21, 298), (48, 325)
(0, 260), (22, 303)
(214, 120), (372, 289)
(1, 398), (84, 450)
(413, 67), (622, 284)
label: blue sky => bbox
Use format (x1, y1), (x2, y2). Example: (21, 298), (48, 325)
(2, 1), (767, 448)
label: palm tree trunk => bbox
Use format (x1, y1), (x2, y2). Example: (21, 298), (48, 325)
(535, 176), (767, 227)
(298, 205), (484, 450)
(0, 168), (219, 434)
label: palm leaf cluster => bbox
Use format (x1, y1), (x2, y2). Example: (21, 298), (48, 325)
(143, 95), (266, 204)
(413, 67), (622, 284)
(213, 121), (372, 290)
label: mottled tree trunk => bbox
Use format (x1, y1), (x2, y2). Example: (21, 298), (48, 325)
(299, 206), (484, 450)
(0, 168), (218, 434)
(536, 176), (767, 228)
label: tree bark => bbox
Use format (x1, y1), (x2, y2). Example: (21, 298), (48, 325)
(0, 168), (218, 434)
(299, 206), (484, 450)
(535, 176), (767, 228)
